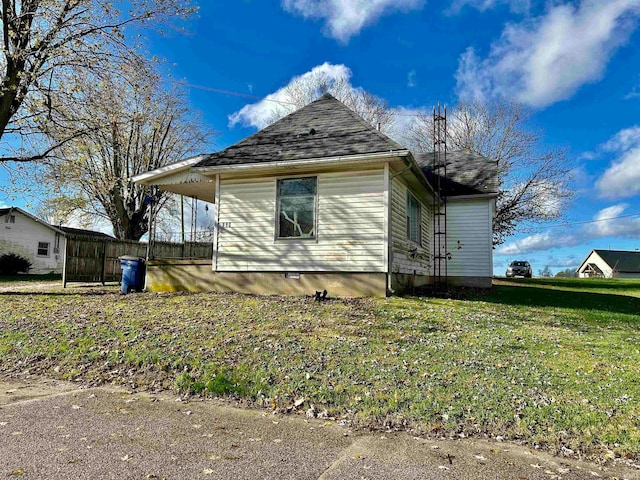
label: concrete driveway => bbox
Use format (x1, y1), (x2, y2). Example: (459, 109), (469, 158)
(1, 377), (638, 479)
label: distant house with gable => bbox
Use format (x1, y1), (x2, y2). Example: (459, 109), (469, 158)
(577, 249), (640, 279)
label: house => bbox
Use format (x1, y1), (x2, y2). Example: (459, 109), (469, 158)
(577, 249), (640, 278)
(0, 207), (66, 274)
(0, 207), (116, 275)
(132, 94), (498, 296)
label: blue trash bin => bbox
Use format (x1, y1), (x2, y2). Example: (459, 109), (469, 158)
(120, 256), (146, 294)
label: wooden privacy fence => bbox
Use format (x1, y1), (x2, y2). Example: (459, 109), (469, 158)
(63, 235), (213, 286)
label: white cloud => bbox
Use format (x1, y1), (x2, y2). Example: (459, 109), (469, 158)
(497, 203), (640, 255)
(497, 231), (580, 255)
(447, 0), (530, 14)
(282, 0), (424, 43)
(590, 203), (640, 238)
(596, 126), (640, 199)
(229, 63), (352, 130)
(544, 255), (580, 268)
(229, 62), (429, 147)
(407, 70), (417, 88)
(456, 0), (640, 107)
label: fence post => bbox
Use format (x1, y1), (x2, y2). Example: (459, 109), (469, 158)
(62, 235), (68, 288)
(100, 239), (108, 285)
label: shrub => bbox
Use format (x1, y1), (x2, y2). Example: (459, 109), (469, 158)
(0, 253), (32, 275)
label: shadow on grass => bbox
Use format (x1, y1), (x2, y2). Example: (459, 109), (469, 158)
(0, 273), (62, 283)
(499, 277), (640, 291)
(478, 282), (640, 319)
(0, 290), (118, 297)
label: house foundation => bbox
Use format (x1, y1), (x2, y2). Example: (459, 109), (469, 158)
(145, 260), (388, 297)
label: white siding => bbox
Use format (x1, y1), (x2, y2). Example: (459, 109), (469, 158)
(390, 178), (431, 275)
(578, 251), (613, 278)
(446, 199), (493, 277)
(0, 212), (64, 274)
(216, 169), (386, 272)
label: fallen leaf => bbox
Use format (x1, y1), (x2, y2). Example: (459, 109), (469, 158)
(202, 469), (214, 475)
(8, 470), (25, 476)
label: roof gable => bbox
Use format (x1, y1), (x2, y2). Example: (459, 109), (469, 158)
(594, 249), (640, 272)
(195, 94), (405, 169)
(0, 207), (65, 235)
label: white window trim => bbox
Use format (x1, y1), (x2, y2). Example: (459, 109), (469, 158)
(37, 241), (50, 257)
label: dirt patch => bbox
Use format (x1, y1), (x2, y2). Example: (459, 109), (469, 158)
(0, 376), (78, 405)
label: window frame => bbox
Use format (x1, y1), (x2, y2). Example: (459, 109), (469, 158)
(275, 175), (318, 241)
(37, 241), (50, 257)
(406, 191), (422, 246)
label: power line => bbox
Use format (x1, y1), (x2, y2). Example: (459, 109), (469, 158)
(516, 211), (640, 233)
(169, 79), (431, 117)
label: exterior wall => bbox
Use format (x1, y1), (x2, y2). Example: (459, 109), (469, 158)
(445, 198), (494, 280)
(0, 212), (65, 274)
(146, 261), (386, 297)
(216, 168), (386, 273)
(578, 251), (612, 278)
(389, 177), (431, 292)
(617, 272), (640, 279)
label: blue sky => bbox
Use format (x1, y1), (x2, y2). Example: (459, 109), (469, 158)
(2, 0), (640, 275)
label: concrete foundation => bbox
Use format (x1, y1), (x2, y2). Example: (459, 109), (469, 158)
(389, 273), (431, 295)
(145, 260), (388, 297)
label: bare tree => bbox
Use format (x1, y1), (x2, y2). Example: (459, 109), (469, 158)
(41, 64), (212, 240)
(0, 0), (197, 164)
(406, 100), (572, 245)
(266, 71), (394, 132)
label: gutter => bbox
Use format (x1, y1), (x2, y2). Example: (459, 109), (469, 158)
(131, 154), (208, 185)
(191, 150), (411, 175)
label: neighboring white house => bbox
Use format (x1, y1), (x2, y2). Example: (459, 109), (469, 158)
(133, 94), (498, 296)
(0, 207), (66, 274)
(0, 207), (116, 275)
(577, 249), (640, 279)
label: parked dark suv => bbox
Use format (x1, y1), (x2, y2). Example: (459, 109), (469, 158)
(506, 261), (532, 278)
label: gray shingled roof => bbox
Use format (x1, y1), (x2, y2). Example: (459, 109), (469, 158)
(194, 94), (405, 168)
(57, 226), (115, 239)
(415, 150), (499, 196)
(594, 250), (640, 273)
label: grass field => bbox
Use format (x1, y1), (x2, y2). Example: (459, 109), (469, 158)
(0, 277), (638, 461)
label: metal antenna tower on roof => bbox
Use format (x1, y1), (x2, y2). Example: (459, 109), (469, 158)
(433, 102), (448, 287)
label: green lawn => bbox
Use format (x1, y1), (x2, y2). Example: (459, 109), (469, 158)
(0, 278), (638, 461)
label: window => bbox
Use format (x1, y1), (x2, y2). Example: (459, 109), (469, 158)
(37, 242), (50, 256)
(7, 215), (15, 224)
(406, 192), (421, 244)
(277, 177), (317, 239)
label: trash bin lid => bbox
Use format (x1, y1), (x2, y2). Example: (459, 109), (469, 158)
(120, 255), (145, 262)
